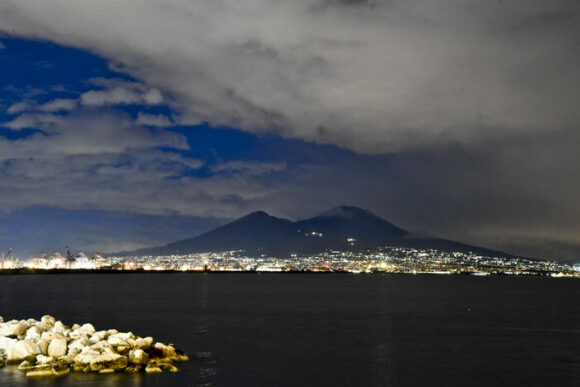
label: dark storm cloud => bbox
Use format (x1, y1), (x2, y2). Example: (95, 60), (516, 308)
(1, 1), (579, 152)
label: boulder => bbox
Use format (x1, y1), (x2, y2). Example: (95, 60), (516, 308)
(25, 326), (41, 341)
(26, 366), (53, 377)
(52, 364), (71, 377)
(106, 329), (118, 337)
(36, 339), (49, 355)
(36, 354), (54, 365)
(145, 363), (162, 373)
(128, 349), (149, 365)
(158, 362), (179, 372)
(74, 349), (100, 367)
(41, 331), (55, 342)
(89, 340), (112, 353)
(48, 338), (67, 357)
(175, 349), (189, 362)
(125, 365), (142, 372)
(8, 339), (37, 363)
(68, 337), (90, 355)
(0, 337), (17, 353)
(89, 331), (106, 344)
(0, 348), (7, 366)
(35, 322), (52, 333)
(134, 336), (153, 351)
(107, 336), (128, 347)
(0, 322), (28, 337)
(59, 353), (77, 364)
(152, 342), (179, 361)
(52, 321), (65, 334)
(18, 360), (35, 371)
(40, 315), (56, 326)
(79, 323), (96, 337)
(89, 353), (128, 372)
(2, 315), (188, 376)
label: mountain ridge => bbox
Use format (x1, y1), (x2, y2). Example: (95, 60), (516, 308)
(117, 206), (514, 258)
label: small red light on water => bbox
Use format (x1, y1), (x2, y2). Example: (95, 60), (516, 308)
(467, 307), (471, 312)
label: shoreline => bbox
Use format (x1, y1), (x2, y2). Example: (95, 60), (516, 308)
(0, 268), (576, 277)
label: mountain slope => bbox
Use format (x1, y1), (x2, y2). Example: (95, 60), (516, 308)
(296, 205), (408, 248)
(119, 206), (513, 257)
(127, 211), (296, 256)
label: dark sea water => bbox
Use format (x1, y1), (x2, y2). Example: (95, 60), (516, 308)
(0, 273), (578, 386)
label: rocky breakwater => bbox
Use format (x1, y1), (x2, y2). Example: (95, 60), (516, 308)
(0, 315), (188, 377)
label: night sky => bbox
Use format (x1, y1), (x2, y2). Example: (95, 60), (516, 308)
(0, 1), (578, 261)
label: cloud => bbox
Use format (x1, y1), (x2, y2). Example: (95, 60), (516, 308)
(211, 160), (286, 175)
(136, 112), (173, 127)
(80, 79), (164, 107)
(3, 112), (62, 130)
(39, 98), (77, 112)
(6, 101), (34, 114)
(0, 109), (188, 157)
(0, 107), (287, 219)
(1, 1), (579, 153)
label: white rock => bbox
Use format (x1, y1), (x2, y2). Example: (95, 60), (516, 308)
(0, 337), (17, 353)
(0, 322), (27, 337)
(154, 342), (178, 360)
(89, 331), (106, 344)
(89, 340), (112, 353)
(128, 349), (149, 365)
(8, 339), (36, 362)
(105, 329), (118, 337)
(26, 366), (54, 377)
(69, 329), (82, 340)
(135, 337), (153, 350)
(17, 360), (34, 370)
(35, 322), (52, 334)
(79, 323), (96, 336)
(25, 327), (41, 341)
(48, 338), (67, 357)
(145, 363), (163, 373)
(52, 321), (65, 334)
(75, 350), (99, 366)
(36, 354), (54, 365)
(108, 336), (128, 347)
(40, 315), (55, 326)
(36, 339), (49, 355)
(89, 352), (128, 371)
(68, 337), (90, 355)
(113, 332), (135, 341)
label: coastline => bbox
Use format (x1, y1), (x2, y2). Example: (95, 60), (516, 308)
(0, 268), (576, 277)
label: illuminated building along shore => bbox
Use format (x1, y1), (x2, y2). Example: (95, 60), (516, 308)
(2, 246), (578, 277)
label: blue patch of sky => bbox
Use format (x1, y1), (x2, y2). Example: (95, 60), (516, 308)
(0, 37), (131, 95)
(0, 206), (227, 256)
(0, 37), (372, 176)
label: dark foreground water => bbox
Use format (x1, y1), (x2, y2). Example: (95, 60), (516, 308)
(0, 274), (578, 386)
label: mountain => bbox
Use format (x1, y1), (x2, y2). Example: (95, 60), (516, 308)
(126, 211), (296, 257)
(119, 206), (512, 257)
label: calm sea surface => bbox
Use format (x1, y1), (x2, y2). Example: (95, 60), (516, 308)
(0, 273), (578, 386)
